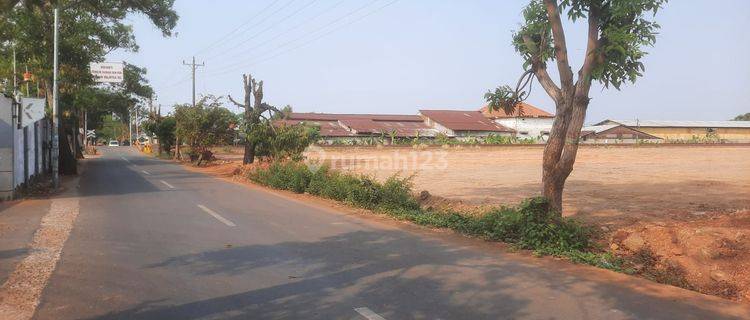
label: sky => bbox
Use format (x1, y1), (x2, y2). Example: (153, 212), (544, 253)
(109, 0), (750, 123)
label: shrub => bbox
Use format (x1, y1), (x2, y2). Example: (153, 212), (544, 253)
(247, 160), (616, 270)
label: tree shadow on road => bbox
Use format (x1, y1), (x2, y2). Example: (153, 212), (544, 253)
(80, 228), (748, 320)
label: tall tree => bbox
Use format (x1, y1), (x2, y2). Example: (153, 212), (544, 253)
(228, 74), (281, 164)
(485, 0), (666, 213)
(732, 113), (750, 121)
(0, 0), (177, 172)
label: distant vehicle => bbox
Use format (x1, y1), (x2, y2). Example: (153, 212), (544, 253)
(108, 140), (119, 147)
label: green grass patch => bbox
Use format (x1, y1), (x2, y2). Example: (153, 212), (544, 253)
(248, 160), (621, 271)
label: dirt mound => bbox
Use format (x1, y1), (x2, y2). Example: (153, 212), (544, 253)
(609, 209), (750, 301)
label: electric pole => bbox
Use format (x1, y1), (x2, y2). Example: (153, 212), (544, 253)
(52, 8), (60, 189)
(182, 56), (204, 107)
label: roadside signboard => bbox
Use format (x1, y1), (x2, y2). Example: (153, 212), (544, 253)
(86, 130), (96, 138)
(19, 97), (45, 128)
(90, 62), (124, 83)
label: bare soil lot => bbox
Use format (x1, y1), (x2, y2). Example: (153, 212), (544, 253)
(211, 144), (750, 301)
(306, 145), (750, 225)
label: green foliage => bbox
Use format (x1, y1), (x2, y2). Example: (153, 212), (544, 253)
(248, 160), (622, 270)
(143, 115), (176, 154)
(255, 123), (319, 161)
(174, 95), (238, 155)
(514, 0), (667, 89)
(250, 162), (420, 211)
(733, 113), (750, 121)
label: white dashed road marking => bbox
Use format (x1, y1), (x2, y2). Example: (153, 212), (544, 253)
(354, 307), (387, 320)
(120, 156), (130, 163)
(197, 204), (237, 227)
(141, 170), (151, 175)
(160, 180), (175, 189)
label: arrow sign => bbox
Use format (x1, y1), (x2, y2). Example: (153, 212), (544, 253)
(86, 130), (96, 138)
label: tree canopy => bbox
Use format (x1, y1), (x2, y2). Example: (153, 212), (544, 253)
(485, 0), (666, 213)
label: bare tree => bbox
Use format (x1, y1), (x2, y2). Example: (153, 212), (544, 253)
(229, 74), (280, 164)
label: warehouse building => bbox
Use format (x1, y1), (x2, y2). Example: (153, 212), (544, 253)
(580, 124), (662, 144)
(596, 119), (750, 142)
(480, 102), (554, 141)
(418, 109), (514, 139)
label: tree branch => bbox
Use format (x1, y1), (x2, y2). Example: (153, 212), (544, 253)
(522, 35), (562, 102)
(577, 4), (601, 86)
(227, 95), (245, 108)
(543, 0), (574, 89)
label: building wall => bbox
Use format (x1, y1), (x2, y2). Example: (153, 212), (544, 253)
(637, 127), (750, 142)
(0, 96), (13, 200)
(493, 117), (554, 140)
(423, 117), (456, 136)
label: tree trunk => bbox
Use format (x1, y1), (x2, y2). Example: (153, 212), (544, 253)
(245, 141), (256, 164)
(174, 135), (181, 160)
(539, 96), (589, 214)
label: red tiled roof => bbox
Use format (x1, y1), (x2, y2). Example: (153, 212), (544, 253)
(480, 102), (554, 119)
(419, 110), (514, 132)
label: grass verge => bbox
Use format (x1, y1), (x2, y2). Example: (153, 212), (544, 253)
(247, 161), (622, 271)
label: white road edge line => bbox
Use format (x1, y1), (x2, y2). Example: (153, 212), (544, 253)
(197, 204), (237, 227)
(141, 170), (151, 175)
(354, 307), (387, 320)
(160, 180), (175, 189)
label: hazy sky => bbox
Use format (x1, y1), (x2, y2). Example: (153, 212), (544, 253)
(109, 0), (750, 122)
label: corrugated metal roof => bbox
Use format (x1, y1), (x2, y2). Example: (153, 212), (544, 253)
(599, 119), (750, 128)
(581, 124), (618, 134)
(275, 113), (439, 138)
(419, 110), (514, 132)
(287, 112), (422, 122)
(480, 102), (554, 119)
(275, 119), (354, 137)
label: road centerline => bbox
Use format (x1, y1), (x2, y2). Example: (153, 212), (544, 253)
(160, 180), (175, 189)
(196, 204), (237, 227)
(354, 307), (387, 320)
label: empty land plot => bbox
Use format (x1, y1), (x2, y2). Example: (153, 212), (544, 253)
(306, 145), (750, 225)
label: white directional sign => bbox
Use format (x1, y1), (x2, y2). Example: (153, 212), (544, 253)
(86, 130), (96, 138)
(20, 97), (46, 127)
(90, 62), (124, 83)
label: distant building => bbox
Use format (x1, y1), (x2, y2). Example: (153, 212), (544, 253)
(276, 113), (438, 143)
(480, 102), (554, 141)
(580, 124), (661, 144)
(418, 110), (514, 139)
(596, 120), (750, 142)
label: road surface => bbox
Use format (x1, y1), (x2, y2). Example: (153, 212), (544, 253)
(7, 147), (747, 319)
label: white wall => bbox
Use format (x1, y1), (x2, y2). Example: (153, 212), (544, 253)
(494, 117), (554, 140)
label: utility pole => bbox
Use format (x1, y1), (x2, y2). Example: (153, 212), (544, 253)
(182, 56), (204, 107)
(52, 8), (59, 189)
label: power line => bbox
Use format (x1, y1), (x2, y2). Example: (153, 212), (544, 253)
(193, 0), (284, 57)
(209, 0), (347, 67)
(153, 1), (284, 88)
(205, 0), (398, 78)
(202, 0), (300, 62)
(206, 0), (381, 74)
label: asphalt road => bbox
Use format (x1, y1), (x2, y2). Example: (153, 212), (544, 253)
(28, 147), (750, 320)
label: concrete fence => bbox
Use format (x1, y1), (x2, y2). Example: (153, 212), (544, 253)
(1, 94), (52, 201)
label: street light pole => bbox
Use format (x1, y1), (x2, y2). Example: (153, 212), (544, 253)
(51, 8), (60, 189)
